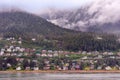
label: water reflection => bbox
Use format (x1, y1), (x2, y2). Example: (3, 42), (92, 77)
(0, 73), (120, 80)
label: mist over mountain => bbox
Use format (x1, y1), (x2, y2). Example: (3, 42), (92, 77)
(0, 10), (118, 51)
(0, 11), (76, 38)
(39, 0), (120, 35)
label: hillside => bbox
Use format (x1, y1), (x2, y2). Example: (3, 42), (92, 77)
(0, 11), (119, 51)
(0, 11), (75, 38)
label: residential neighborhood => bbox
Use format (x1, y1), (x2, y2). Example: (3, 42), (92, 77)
(0, 37), (120, 71)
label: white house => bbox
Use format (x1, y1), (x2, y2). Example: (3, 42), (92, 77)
(16, 66), (22, 71)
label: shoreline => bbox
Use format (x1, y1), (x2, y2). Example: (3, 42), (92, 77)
(0, 70), (120, 74)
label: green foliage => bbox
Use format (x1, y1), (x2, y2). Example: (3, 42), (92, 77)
(62, 33), (120, 52)
(0, 11), (119, 52)
(68, 54), (85, 60)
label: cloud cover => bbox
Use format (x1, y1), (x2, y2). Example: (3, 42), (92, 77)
(88, 0), (120, 24)
(40, 0), (120, 32)
(0, 0), (120, 31)
(0, 0), (93, 12)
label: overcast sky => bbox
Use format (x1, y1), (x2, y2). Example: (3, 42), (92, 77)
(0, 0), (93, 12)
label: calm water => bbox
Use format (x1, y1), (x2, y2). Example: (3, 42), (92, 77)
(0, 73), (120, 80)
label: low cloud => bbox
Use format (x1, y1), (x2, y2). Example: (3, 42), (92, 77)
(39, 0), (120, 32)
(88, 0), (120, 24)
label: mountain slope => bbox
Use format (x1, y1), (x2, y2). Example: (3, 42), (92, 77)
(39, 0), (120, 35)
(0, 11), (119, 51)
(0, 11), (75, 38)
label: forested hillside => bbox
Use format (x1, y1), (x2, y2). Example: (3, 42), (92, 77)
(0, 11), (119, 52)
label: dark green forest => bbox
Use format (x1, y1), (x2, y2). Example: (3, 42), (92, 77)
(0, 11), (119, 52)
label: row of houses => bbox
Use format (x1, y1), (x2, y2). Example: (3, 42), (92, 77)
(1, 45), (120, 58)
(1, 37), (120, 57)
(1, 56), (120, 71)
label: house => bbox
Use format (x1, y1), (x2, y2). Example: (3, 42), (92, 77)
(57, 66), (62, 71)
(96, 36), (103, 40)
(82, 56), (88, 59)
(42, 50), (47, 54)
(94, 51), (100, 55)
(44, 64), (50, 70)
(32, 38), (36, 41)
(41, 53), (47, 57)
(0, 51), (4, 55)
(75, 64), (80, 70)
(108, 52), (114, 55)
(19, 48), (25, 52)
(109, 56), (115, 59)
(7, 48), (12, 52)
(90, 64), (95, 70)
(33, 67), (39, 70)
(36, 53), (41, 56)
(0, 37), (3, 40)
(16, 53), (22, 57)
(24, 53), (29, 56)
(7, 63), (12, 67)
(97, 66), (102, 70)
(117, 52), (120, 56)
(53, 53), (58, 57)
(1, 48), (5, 52)
(97, 55), (103, 59)
(9, 46), (14, 49)
(11, 53), (17, 56)
(25, 67), (31, 70)
(15, 47), (21, 51)
(105, 66), (112, 70)
(48, 54), (53, 57)
(11, 40), (17, 43)
(78, 51), (82, 54)
(18, 41), (22, 44)
(81, 51), (87, 55)
(87, 52), (92, 55)
(58, 50), (62, 53)
(16, 66), (22, 71)
(63, 63), (69, 70)
(48, 50), (53, 53)
(103, 52), (108, 55)
(6, 53), (11, 56)
(44, 60), (50, 64)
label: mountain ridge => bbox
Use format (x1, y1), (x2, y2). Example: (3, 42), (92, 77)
(39, 0), (120, 35)
(0, 11), (78, 38)
(0, 10), (119, 51)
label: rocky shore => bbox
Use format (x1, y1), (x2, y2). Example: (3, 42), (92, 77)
(0, 70), (120, 74)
